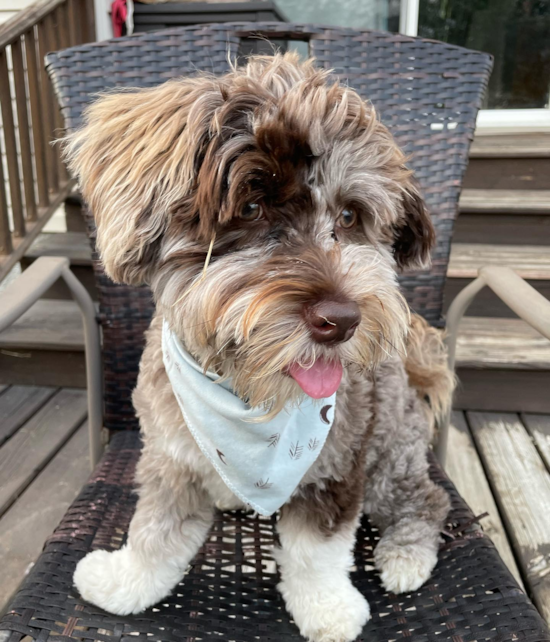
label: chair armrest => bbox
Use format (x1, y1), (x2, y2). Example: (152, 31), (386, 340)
(436, 266), (550, 467)
(0, 257), (103, 468)
(0, 257), (69, 332)
(446, 266), (550, 372)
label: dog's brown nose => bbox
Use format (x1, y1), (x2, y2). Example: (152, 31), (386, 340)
(304, 300), (361, 344)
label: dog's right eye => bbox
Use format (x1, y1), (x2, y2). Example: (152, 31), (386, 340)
(240, 203), (264, 221)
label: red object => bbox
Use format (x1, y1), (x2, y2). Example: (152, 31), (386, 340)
(111, 0), (127, 37)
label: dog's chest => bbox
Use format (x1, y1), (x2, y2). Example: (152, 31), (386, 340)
(157, 423), (247, 510)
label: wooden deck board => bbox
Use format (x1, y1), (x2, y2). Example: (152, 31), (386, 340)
(0, 385), (57, 447)
(468, 411), (550, 623)
(459, 189), (550, 214)
(24, 232), (92, 266)
(0, 388), (87, 519)
(446, 412), (524, 588)
(522, 414), (550, 472)
(455, 317), (550, 371)
(453, 369), (550, 414)
(0, 423), (90, 613)
(0, 300), (85, 351)
(448, 243), (550, 280)
(470, 134), (550, 158)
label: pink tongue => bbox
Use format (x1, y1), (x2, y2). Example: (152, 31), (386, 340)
(288, 358), (343, 399)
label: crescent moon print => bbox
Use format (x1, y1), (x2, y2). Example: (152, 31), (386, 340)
(254, 478), (273, 489)
(216, 449), (227, 465)
(320, 405), (332, 424)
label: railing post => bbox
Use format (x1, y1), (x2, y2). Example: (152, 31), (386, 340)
(48, 6), (69, 184)
(25, 28), (49, 209)
(11, 37), (37, 223)
(83, 0), (96, 43)
(68, 0), (82, 46)
(0, 48), (25, 238)
(37, 16), (59, 193)
(0, 147), (11, 255)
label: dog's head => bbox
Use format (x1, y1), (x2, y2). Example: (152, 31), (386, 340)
(65, 53), (434, 414)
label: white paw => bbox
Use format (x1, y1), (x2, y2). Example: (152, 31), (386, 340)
(279, 579), (370, 642)
(74, 546), (181, 615)
(375, 540), (437, 594)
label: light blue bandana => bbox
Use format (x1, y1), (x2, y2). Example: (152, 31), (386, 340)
(162, 320), (336, 516)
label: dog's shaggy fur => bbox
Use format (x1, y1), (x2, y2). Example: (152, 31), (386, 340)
(67, 53), (453, 641)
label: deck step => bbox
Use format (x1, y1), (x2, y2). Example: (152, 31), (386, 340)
(0, 300), (87, 388)
(22, 232), (96, 301)
(448, 243), (550, 280)
(24, 232), (92, 265)
(456, 190), (550, 245)
(454, 318), (550, 413)
(445, 243), (550, 317)
(470, 134), (550, 158)
(464, 129), (550, 188)
(455, 317), (550, 371)
(459, 189), (550, 214)
(464, 144), (550, 188)
(453, 212), (550, 245)
(0, 300), (86, 351)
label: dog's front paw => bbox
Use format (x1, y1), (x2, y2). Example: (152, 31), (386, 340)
(374, 537), (437, 594)
(74, 546), (180, 614)
(279, 578), (370, 642)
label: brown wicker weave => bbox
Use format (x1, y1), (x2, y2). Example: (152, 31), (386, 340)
(1, 22), (548, 642)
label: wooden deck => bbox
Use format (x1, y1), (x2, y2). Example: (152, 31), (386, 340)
(448, 411), (550, 623)
(0, 385), (89, 613)
(0, 385), (549, 625)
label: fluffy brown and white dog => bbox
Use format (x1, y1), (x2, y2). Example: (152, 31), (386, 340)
(66, 53), (454, 642)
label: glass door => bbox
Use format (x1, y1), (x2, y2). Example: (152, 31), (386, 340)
(416, 0), (550, 132)
(274, 0), (402, 33)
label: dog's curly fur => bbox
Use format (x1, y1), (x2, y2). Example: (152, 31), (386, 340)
(67, 53), (453, 641)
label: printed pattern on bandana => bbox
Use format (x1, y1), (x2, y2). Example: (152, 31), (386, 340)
(162, 320), (336, 516)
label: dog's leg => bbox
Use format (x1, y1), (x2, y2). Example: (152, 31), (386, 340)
(365, 438), (450, 595)
(74, 449), (213, 615)
(276, 492), (370, 642)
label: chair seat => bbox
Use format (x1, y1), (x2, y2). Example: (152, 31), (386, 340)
(1, 430), (548, 642)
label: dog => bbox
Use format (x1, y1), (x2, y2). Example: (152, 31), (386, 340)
(66, 52), (453, 642)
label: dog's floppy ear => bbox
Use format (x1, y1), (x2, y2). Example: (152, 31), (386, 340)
(392, 183), (435, 270)
(64, 78), (221, 285)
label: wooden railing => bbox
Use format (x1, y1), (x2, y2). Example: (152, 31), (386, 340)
(0, 0), (95, 283)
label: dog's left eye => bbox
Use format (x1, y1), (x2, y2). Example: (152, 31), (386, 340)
(240, 203), (264, 221)
(337, 208), (357, 229)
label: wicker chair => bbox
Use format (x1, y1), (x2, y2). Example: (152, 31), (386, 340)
(1, 22), (549, 642)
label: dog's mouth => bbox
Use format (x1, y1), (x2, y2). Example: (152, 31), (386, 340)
(287, 357), (343, 399)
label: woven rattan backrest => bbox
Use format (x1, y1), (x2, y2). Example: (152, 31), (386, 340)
(46, 22), (492, 431)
